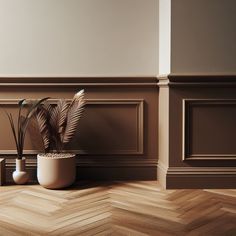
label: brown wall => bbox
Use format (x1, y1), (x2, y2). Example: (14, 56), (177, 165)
(0, 77), (158, 183)
(158, 75), (236, 189)
(3, 75), (236, 188)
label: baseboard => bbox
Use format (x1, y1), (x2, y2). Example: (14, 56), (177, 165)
(166, 167), (236, 189)
(4, 158), (158, 183)
(76, 166), (157, 180)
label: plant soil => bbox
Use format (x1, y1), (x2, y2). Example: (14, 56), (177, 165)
(38, 153), (75, 159)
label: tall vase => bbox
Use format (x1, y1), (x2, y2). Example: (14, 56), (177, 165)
(13, 157), (29, 184)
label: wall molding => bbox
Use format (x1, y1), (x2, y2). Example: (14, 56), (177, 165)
(0, 76), (158, 87)
(167, 166), (236, 175)
(168, 74), (236, 82)
(5, 157), (158, 168)
(4, 158), (158, 183)
(162, 74), (236, 87)
(158, 74), (236, 86)
(166, 166), (236, 189)
(157, 75), (170, 87)
(0, 99), (144, 156)
(183, 99), (236, 160)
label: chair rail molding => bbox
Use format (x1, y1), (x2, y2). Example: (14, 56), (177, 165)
(0, 76), (157, 87)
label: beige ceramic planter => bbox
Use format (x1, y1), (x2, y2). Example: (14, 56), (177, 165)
(37, 153), (76, 189)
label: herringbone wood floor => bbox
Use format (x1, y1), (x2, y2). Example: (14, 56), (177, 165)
(0, 181), (235, 236)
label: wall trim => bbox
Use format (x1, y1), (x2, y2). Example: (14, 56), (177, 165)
(5, 157), (158, 168)
(166, 166), (236, 189)
(0, 99), (144, 156)
(167, 167), (236, 175)
(0, 77), (158, 87)
(157, 74), (236, 87)
(158, 164), (236, 189)
(157, 76), (170, 87)
(183, 99), (236, 160)
(158, 74), (236, 86)
(168, 74), (236, 82)
(4, 157), (158, 183)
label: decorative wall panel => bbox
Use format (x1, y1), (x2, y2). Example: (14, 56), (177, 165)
(183, 99), (236, 160)
(0, 99), (144, 155)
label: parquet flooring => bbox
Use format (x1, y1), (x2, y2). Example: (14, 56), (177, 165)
(0, 181), (235, 236)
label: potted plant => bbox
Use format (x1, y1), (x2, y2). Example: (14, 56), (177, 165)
(5, 98), (48, 184)
(36, 90), (85, 189)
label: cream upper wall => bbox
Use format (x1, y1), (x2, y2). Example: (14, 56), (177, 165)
(159, 0), (171, 75)
(171, 0), (236, 74)
(0, 0), (158, 76)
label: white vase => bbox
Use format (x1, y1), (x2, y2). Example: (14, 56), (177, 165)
(13, 157), (29, 184)
(37, 153), (76, 189)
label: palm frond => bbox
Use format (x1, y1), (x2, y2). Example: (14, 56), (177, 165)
(62, 91), (85, 144)
(17, 99), (26, 156)
(36, 107), (50, 151)
(42, 102), (53, 114)
(17, 99), (26, 146)
(34, 91), (85, 152)
(5, 112), (20, 158)
(50, 102), (60, 131)
(70, 90), (84, 107)
(19, 115), (27, 156)
(18, 115), (24, 150)
(3, 98), (49, 159)
(26, 97), (50, 120)
(58, 99), (70, 138)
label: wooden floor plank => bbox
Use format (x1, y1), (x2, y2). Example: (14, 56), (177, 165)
(0, 181), (235, 235)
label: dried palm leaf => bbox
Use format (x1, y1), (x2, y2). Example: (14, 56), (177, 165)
(26, 97), (50, 120)
(36, 107), (50, 150)
(4, 97), (49, 159)
(28, 117), (43, 150)
(5, 112), (19, 156)
(71, 90), (85, 106)
(34, 91), (85, 152)
(42, 102), (53, 114)
(58, 99), (70, 137)
(62, 91), (85, 144)
(50, 102), (60, 131)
